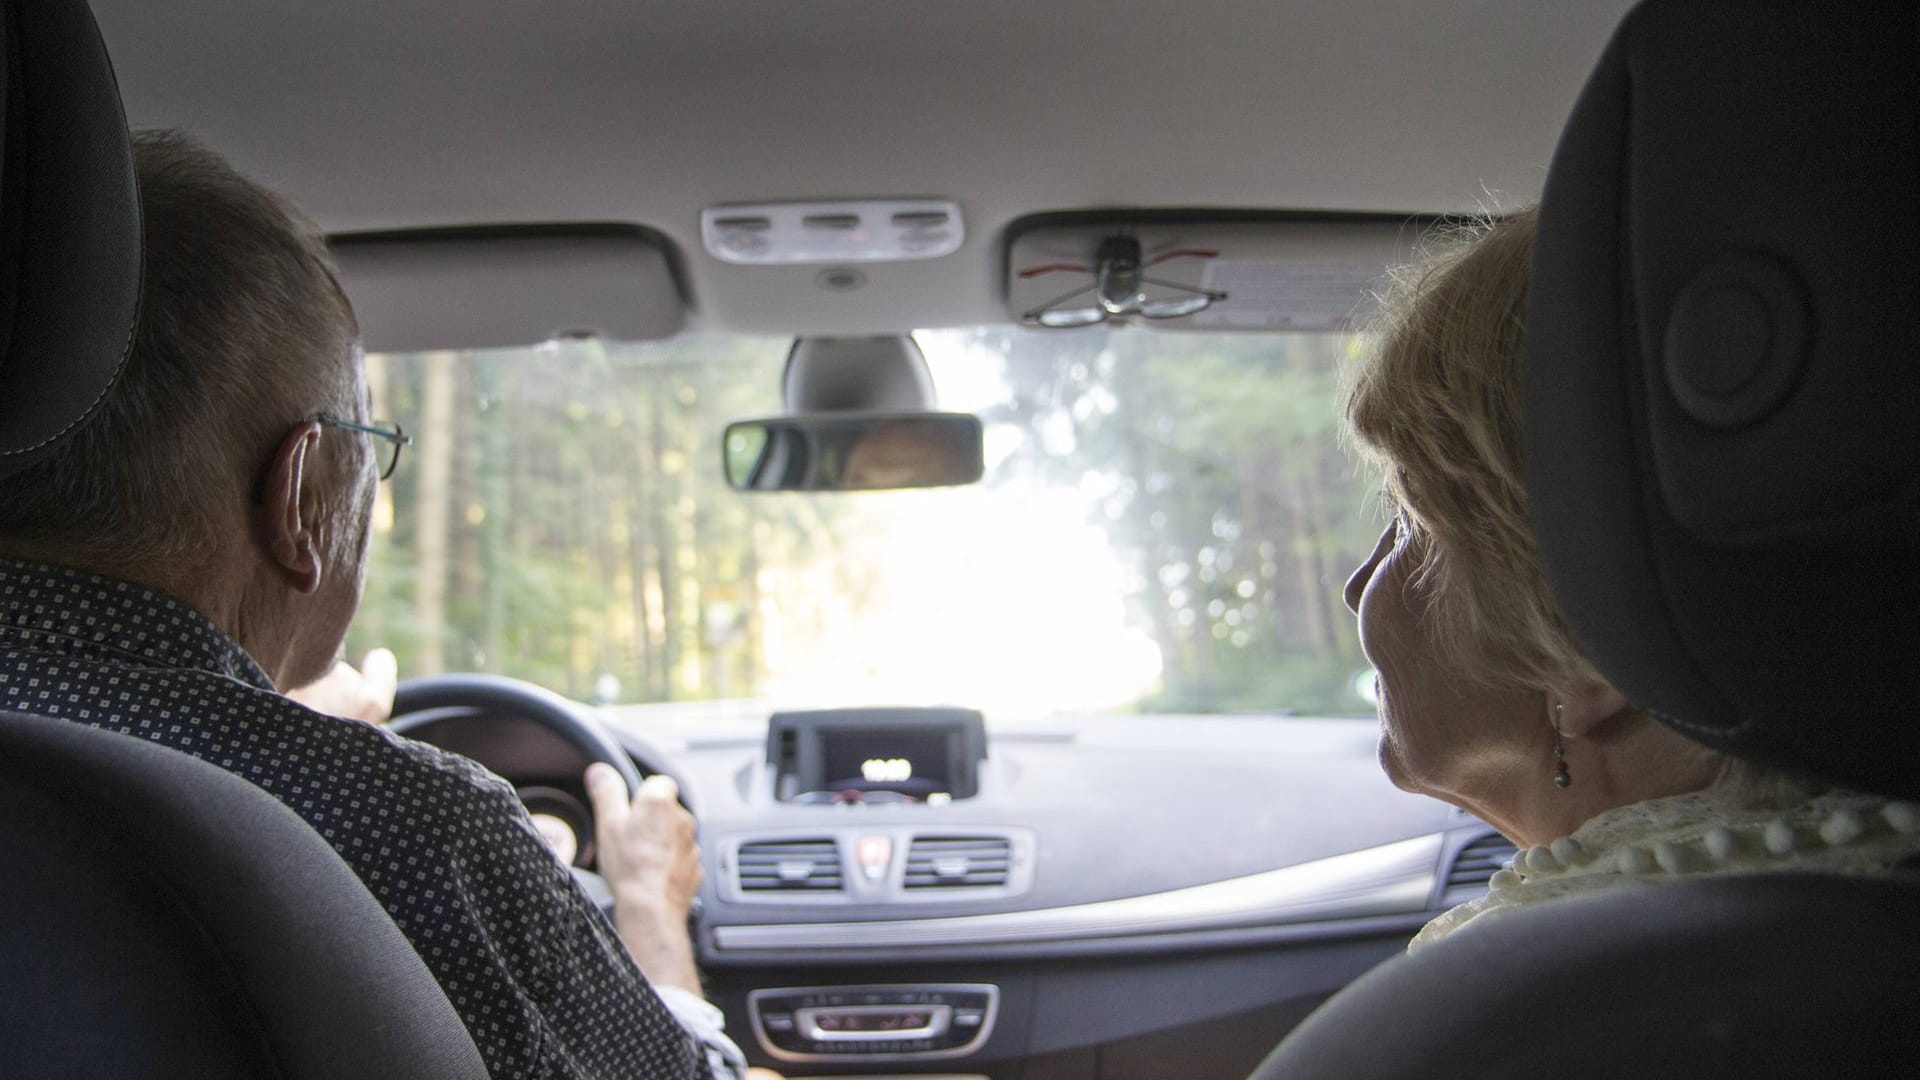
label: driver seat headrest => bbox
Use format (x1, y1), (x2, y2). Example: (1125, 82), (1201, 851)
(0, 0), (143, 480)
(1525, 0), (1919, 797)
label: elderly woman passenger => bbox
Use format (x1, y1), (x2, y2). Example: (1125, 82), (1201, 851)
(1341, 209), (1920, 948)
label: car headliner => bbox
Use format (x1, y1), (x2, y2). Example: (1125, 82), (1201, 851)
(91, 0), (1636, 336)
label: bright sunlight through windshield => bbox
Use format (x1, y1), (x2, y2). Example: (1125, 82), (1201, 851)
(349, 328), (1383, 717)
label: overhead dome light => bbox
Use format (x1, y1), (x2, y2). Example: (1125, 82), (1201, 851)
(701, 199), (964, 265)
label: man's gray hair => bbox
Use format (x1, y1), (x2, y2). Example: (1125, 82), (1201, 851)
(0, 129), (359, 578)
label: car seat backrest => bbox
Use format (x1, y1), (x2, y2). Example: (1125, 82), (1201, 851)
(0, 710), (489, 1079)
(1254, 870), (1920, 1079)
(1523, 0), (1919, 796)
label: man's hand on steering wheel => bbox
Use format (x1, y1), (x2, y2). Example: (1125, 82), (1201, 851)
(350, 668), (710, 1001)
(586, 764), (704, 997)
(286, 647), (399, 724)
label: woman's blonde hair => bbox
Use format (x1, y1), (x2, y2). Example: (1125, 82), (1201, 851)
(1346, 208), (1598, 695)
(1347, 209), (1812, 805)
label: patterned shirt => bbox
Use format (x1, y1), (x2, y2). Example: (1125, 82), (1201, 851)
(0, 559), (729, 1080)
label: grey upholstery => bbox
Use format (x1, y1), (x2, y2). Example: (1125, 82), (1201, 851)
(1254, 1), (1918, 1077)
(0, 0), (143, 479)
(1258, 873), (1920, 1079)
(0, 711), (489, 1079)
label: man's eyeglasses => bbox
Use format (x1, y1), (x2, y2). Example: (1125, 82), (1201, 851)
(316, 415), (412, 480)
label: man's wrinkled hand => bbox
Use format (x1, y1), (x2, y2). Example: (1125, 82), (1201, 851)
(286, 647), (398, 724)
(585, 764), (705, 995)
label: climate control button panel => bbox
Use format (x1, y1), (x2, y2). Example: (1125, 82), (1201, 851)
(747, 983), (998, 1063)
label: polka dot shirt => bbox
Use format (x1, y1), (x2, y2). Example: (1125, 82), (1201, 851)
(0, 560), (723, 1080)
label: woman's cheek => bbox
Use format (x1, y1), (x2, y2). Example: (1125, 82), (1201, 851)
(1373, 693), (1409, 783)
(1365, 609), (1443, 792)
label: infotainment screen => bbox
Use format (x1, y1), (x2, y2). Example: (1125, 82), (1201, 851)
(818, 729), (955, 798)
(767, 707), (987, 803)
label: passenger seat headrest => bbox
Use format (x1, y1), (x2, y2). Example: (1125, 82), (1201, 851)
(0, 0), (142, 480)
(1525, 0), (1918, 796)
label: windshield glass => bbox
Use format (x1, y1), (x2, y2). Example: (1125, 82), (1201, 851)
(350, 328), (1383, 716)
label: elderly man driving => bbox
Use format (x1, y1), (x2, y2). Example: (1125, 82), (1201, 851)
(0, 131), (759, 1080)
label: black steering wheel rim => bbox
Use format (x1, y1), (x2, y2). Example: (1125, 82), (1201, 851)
(389, 673), (645, 797)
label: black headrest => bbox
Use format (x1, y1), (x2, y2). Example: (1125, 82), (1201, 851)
(0, 0), (142, 479)
(0, 710), (488, 1078)
(1525, 0), (1918, 796)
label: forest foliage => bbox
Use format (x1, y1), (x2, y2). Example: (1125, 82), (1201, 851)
(347, 327), (1384, 715)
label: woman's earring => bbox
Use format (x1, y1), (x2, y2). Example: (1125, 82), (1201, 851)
(1551, 702), (1572, 789)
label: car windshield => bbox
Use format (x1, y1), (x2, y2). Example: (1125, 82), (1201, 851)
(349, 328), (1384, 716)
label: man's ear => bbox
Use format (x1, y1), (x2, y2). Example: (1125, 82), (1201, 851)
(256, 422), (326, 594)
(1557, 675), (1632, 739)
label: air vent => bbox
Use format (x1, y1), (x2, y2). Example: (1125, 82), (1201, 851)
(1445, 832), (1519, 892)
(737, 839), (843, 893)
(904, 836), (1012, 890)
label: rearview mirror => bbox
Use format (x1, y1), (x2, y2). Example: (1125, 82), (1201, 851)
(723, 414), (985, 492)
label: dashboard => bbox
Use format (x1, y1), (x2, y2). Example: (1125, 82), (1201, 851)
(403, 701), (1510, 1078)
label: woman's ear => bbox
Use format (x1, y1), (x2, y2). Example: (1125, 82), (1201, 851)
(256, 422), (326, 594)
(1557, 675), (1632, 739)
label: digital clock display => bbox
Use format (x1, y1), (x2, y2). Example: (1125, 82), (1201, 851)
(860, 757), (912, 782)
(814, 1009), (934, 1033)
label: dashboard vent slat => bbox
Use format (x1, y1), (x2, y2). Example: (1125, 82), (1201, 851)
(737, 839), (844, 892)
(1445, 833), (1518, 892)
(904, 835), (1013, 890)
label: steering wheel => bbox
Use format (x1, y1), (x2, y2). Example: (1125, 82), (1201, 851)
(388, 673), (655, 916)
(390, 673), (645, 793)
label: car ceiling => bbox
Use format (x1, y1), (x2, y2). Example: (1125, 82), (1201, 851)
(90, 0), (1636, 336)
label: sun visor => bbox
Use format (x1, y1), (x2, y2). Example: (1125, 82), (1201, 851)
(1004, 215), (1433, 332)
(329, 228), (686, 352)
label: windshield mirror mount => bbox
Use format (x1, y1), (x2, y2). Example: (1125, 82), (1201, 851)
(784, 334), (937, 413)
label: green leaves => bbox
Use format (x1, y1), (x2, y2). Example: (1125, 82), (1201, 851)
(348, 328), (1384, 717)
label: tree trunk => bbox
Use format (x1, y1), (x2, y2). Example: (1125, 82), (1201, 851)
(477, 360), (509, 672)
(359, 351), (393, 646)
(411, 350), (458, 675)
(1288, 468), (1340, 656)
(647, 389), (681, 699)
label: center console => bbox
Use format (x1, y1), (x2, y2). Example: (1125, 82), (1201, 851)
(747, 983), (999, 1064)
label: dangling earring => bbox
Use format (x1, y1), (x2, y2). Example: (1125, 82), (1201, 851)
(1551, 702), (1572, 789)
